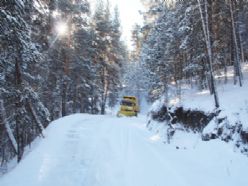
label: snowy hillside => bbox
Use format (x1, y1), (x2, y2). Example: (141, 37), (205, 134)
(148, 63), (248, 154)
(0, 114), (248, 186)
(171, 64), (248, 129)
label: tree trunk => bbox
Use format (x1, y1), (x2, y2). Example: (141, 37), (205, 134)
(0, 100), (18, 155)
(239, 31), (245, 63)
(229, 0), (242, 87)
(100, 67), (109, 115)
(15, 60), (24, 163)
(224, 58), (228, 84)
(62, 81), (67, 117)
(198, 0), (219, 108)
(27, 101), (45, 138)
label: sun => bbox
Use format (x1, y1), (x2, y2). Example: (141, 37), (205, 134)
(55, 22), (68, 36)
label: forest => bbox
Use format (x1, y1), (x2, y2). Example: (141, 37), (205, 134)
(0, 0), (127, 168)
(132, 0), (247, 105)
(1, 0), (248, 172)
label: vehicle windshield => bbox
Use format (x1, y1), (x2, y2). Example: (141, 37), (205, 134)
(121, 100), (134, 107)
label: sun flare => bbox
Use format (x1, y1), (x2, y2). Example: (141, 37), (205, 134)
(55, 22), (68, 36)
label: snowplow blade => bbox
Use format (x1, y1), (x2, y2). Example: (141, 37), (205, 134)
(117, 110), (137, 117)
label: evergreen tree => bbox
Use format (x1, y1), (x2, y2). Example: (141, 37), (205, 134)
(139, 0), (247, 105)
(92, 1), (124, 114)
(0, 0), (50, 163)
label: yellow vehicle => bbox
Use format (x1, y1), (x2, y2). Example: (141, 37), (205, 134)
(117, 96), (140, 117)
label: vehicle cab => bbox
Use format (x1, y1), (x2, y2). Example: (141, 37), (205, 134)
(117, 96), (139, 117)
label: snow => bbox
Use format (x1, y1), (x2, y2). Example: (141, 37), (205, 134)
(202, 118), (217, 134)
(166, 63), (248, 130)
(33, 0), (48, 14)
(1, 114), (248, 186)
(149, 95), (166, 112)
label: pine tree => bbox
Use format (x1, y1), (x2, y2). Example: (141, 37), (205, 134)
(92, 1), (124, 114)
(0, 0), (50, 163)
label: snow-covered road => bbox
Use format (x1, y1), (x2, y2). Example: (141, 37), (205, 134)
(0, 114), (247, 186)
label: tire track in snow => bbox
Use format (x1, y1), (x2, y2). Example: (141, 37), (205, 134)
(2, 114), (246, 186)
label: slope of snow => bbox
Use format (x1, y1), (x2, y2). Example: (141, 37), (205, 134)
(0, 114), (248, 186)
(178, 80), (248, 127)
(161, 63), (248, 130)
